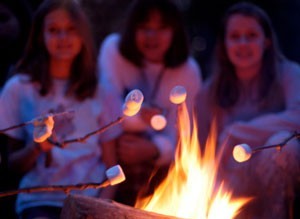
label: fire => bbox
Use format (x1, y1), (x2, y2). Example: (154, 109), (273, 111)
(135, 103), (250, 219)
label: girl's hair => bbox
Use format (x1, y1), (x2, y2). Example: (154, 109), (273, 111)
(210, 2), (284, 108)
(15, 0), (97, 101)
(119, 0), (189, 68)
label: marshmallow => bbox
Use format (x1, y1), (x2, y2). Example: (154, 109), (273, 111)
(123, 89), (144, 116)
(33, 114), (54, 143)
(150, 114), (167, 130)
(106, 165), (126, 186)
(123, 104), (141, 117)
(169, 85), (187, 104)
(124, 89), (143, 108)
(233, 143), (252, 163)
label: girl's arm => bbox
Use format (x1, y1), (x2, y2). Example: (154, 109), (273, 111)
(219, 61), (300, 148)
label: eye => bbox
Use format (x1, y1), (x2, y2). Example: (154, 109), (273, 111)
(66, 24), (77, 33)
(246, 31), (259, 40)
(47, 26), (59, 34)
(228, 32), (240, 41)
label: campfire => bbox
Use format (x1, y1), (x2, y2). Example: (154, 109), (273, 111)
(0, 87), (253, 219)
(135, 100), (250, 219)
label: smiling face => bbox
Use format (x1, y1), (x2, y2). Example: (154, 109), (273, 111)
(225, 14), (269, 79)
(43, 8), (82, 62)
(135, 10), (173, 64)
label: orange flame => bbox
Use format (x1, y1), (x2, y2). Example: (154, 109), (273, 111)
(135, 103), (250, 219)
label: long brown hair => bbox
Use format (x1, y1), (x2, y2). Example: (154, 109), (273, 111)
(210, 2), (284, 109)
(15, 0), (97, 101)
(119, 0), (189, 68)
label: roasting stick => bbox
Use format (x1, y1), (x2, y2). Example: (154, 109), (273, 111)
(0, 111), (73, 134)
(48, 116), (125, 147)
(233, 131), (300, 163)
(0, 165), (125, 198)
(49, 89), (144, 147)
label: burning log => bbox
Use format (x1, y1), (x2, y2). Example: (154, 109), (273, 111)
(61, 195), (182, 219)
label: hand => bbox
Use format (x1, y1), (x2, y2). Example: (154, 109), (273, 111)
(117, 133), (159, 165)
(39, 140), (54, 153)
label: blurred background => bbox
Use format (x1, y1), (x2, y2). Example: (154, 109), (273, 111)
(80, 0), (300, 79)
(1, 0), (300, 218)
(2, 0), (299, 79)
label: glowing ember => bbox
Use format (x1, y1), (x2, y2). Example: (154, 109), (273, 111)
(135, 103), (249, 219)
(151, 114), (167, 130)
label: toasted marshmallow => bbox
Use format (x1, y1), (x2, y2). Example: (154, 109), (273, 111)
(169, 85), (187, 104)
(123, 104), (141, 117)
(233, 143), (252, 163)
(123, 89), (144, 117)
(106, 165), (126, 186)
(33, 114), (54, 143)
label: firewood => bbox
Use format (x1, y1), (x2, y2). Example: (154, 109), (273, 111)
(61, 194), (181, 219)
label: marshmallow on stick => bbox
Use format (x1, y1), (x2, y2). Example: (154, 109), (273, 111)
(106, 164), (126, 186)
(169, 85), (187, 104)
(32, 114), (54, 143)
(123, 89), (144, 117)
(0, 164), (126, 198)
(233, 143), (252, 163)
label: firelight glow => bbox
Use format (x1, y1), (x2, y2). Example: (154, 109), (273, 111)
(135, 103), (250, 219)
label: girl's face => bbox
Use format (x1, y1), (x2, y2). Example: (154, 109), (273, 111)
(225, 14), (269, 77)
(43, 9), (82, 62)
(135, 10), (173, 63)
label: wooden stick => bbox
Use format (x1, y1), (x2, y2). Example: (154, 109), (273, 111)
(252, 131), (300, 153)
(49, 116), (125, 147)
(0, 180), (110, 198)
(0, 110), (74, 133)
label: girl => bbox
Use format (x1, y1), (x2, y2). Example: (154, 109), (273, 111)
(98, 0), (202, 205)
(0, 0), (121, 218)
(196, 2), (300, 218)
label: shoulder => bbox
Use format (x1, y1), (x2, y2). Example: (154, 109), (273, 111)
(175, 57), (202, 80)
(100, 33), (120, 54)
(95, 83), (121, 104)
(281, 60), (300, 73)
(99, 33), (134, 68)
(2, 74), (31, 93)
(184, 57), (201, 73)
(280, 60), (300, 82)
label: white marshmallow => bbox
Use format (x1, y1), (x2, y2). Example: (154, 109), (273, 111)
(124, 89), (143, 108)
(233, 143), (252, 163)
(150, 114), (167, 130)
(106, 165), (126, 186)
(123, 89), (144, 116)
(33, 114), (54, 143)
(169, 85), (187, 104)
